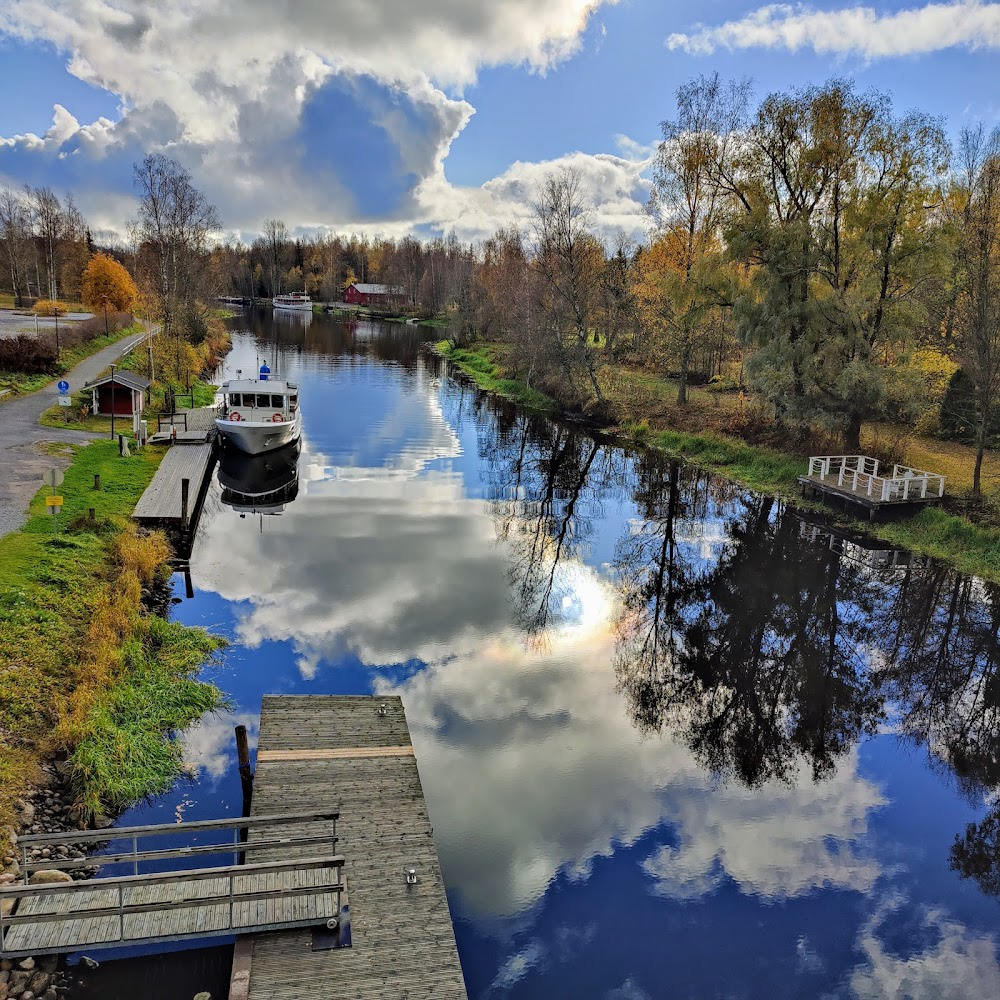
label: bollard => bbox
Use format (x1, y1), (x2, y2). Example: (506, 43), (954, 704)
(93, 473), (100, 490)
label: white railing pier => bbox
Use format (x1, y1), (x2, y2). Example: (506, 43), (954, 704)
(806, 455), (945, 503)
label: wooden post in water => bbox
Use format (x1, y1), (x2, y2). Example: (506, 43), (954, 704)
(235, 724), (254, 819)
(180, 478), (190, 530)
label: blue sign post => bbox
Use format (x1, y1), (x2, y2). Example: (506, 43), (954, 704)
(56, 380), (70, 394)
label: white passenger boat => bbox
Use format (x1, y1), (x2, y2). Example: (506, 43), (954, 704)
(215, 369), (301, 455)
(272, 293), (312, 311)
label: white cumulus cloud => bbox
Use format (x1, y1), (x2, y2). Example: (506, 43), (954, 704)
(0, 0), (648, 240)
(667, 2), (1000, 58)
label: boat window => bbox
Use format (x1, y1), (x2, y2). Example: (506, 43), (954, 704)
(289, 394), (298, 411)
(229, 393), (243, 406)
(271, 394), (285, 408)
(256, 393), (271, 408)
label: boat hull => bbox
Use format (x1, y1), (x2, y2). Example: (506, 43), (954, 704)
(215, 411), (301, 455)
(272, 301), (312, 311)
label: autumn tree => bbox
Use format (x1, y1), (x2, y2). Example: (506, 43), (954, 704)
(81, 252), (139, 332)
(531, 168), (605, 406)
(0, 187), (30, 307)
(133, 153), (220, 344)
(711, 80), (947, 446)
(954, 125), (1000, 498)
(649, 73), (747, 402)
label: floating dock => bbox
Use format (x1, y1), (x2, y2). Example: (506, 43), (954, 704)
(231, 694), (468, 1000)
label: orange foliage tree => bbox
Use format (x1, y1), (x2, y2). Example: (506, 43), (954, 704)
(81, 253), (139, 333)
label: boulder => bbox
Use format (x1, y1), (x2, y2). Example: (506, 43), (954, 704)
(27, 973), (49, 994)
(15, 959), (33, 972)
(26, 871), (71, 886)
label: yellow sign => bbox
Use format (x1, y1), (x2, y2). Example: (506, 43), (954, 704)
(46, 496), (64, 507)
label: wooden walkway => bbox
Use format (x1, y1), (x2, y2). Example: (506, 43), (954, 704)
(235, 695), (468, 1000)
(0, 813), (345, 958)
(133, 443), (214, 525)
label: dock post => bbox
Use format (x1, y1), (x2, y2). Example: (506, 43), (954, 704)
(235, 723), (254, 817)
(180, 478), (190, 530)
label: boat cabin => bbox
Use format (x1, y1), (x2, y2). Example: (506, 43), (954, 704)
(221, 379), (298, 424)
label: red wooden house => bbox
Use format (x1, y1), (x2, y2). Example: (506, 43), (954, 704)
(342, 283), (405, 307)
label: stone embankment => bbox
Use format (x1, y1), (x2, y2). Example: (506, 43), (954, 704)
(1, 760), (101, 1000)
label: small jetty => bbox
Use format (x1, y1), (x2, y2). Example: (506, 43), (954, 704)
(231, 694), (468, 1000)
(134, 405), (220, 549)
(799, 455), (945, 520)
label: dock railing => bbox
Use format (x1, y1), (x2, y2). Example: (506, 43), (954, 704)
(13, 809), (340, 880)
(807, 455), (945, 502)
(1, 811), (344, 957)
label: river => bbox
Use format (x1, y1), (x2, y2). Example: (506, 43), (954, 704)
(72, 309), (1000, 999)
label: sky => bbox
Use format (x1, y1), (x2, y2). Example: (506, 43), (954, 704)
(0, 0), (998, 244)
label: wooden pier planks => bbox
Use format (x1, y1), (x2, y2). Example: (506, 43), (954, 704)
(243, 695), (469, 1000)
(133, 443), (214, 523)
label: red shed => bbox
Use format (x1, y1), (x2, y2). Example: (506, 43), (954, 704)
(342, 282), (404, 307)
(83, 370), (150, 416)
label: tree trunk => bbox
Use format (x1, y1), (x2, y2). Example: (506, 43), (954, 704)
(677, 333), (691, 406)
(843, 413), (863, 455)
(973, 398), (989, 499)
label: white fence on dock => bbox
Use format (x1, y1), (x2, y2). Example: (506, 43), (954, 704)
(807, 455), (945, 503)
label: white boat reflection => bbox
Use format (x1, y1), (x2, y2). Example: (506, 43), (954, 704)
(218, 439), (300, 517)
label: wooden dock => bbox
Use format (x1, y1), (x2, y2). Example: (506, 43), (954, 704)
(798, 455), (945, 520)
(233, 695), (468, 1000)
(133, 443), (214, 528)
(148, 405), (219, 445)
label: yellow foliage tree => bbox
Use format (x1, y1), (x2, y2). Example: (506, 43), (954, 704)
(81, 253), (139, 333)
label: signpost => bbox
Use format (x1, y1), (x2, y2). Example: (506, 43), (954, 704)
(57, 379), (70, 408)
(42, 468), (65, 537)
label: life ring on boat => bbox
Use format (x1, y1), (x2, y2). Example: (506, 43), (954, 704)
(272, 413), (284, 423)
(229, 412), (242, 421)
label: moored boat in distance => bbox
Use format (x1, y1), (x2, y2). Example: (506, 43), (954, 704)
(216, 367), (302, 455)
(272, 292), (312, 311)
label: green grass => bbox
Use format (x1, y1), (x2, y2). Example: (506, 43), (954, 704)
(435, 341), (557, 412)
(70, 616), (224, 818)
(0, 439), (224, 823)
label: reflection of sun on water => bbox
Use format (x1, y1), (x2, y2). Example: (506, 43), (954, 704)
(549, 560), (614, 640)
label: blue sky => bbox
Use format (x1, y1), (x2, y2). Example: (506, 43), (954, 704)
(0, 0), (998, 240)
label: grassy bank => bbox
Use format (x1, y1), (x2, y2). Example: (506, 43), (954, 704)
(434, 341), (557, 412)
(436, 339), (1000, 583)
(0, 440), (224, 825)
(0, 323), (143, 400)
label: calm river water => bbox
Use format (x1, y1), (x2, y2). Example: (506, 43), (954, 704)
(74, 310), (1000, 999)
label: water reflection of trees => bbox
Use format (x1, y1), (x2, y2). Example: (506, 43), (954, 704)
(477, 414), (1000, 899)
(608, 453), (1000, 895)
(615, 461), (883, 787)
(478, 411), (629, 638)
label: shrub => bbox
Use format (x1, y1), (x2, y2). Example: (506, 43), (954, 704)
(0, 334), (57, 374)
(32, 299), (77, 317)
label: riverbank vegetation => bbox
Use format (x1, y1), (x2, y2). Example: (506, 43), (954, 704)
(0, 440), (223, 825)
(0, 315), (140, 399)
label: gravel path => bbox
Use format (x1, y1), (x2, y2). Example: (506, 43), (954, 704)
(0, 329), (149, 540)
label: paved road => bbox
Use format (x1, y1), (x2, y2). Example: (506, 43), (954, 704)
(0, 328), (149, 539)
